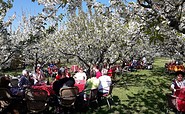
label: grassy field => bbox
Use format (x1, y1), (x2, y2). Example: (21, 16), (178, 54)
(86, 57), (175, 114)
(0, 57), (176, 114)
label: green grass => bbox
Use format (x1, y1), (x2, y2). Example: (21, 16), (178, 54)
(0, 69), (22, 76)
(0, 57), (176, 114)
(84, 57), (175, 114)
(154, 57), (171, 67)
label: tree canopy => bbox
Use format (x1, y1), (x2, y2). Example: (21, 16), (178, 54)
(0, 0), (185, 69)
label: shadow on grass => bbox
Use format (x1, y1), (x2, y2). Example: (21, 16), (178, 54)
(150, 65), (175, 77)
(122, 85), (168, 114)
(110, 67), (174, 114)
(115, 73), (148, 90)
(79, 66), (175, 114)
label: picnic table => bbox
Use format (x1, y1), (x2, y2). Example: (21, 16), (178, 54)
(31, 83), (55, 96)
(31, 80), (86, 95)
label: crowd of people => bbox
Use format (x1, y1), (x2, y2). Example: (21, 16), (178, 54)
(1, 57), (183, 113)
(52, 65), (112, 102)
(0, 56), (153, 113)
(0, 63), (114, 113)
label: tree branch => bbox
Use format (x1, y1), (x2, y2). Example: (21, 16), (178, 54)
(1, 51), (15, 65)
(59, 50), (90, 68)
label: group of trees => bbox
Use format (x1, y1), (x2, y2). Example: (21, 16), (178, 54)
(0, 0), (184, 70)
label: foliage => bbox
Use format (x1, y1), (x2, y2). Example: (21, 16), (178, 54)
(0, 0), (185, 70)
(32, 0), (159, 68)
(137, 0), (185, 34)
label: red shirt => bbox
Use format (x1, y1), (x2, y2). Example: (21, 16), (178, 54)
(107, 69), (113, 77)
(55, 74), (62, 80)
(96, 71), (102, 79)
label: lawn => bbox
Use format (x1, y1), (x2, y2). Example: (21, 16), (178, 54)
(86, 57), (175, 114)
(0, 57), (176, 114)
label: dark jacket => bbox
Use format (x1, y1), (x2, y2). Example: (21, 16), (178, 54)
(53, 77), (75, 95)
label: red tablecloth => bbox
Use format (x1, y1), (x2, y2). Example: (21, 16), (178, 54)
(74, 80), (86, 93)
(176, 87), (185, 112)
(31, 84), (55, 96)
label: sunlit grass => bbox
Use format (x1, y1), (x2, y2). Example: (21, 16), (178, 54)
(105, 57), (174, 114)
(153, 57), (171, 67)
(0, 57), (176, 114)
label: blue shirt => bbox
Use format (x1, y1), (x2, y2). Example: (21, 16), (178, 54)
(19, 75), (30, 89)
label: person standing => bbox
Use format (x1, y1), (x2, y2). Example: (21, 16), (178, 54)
(170, 71), (184, 96)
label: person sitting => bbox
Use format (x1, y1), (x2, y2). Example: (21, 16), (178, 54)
(15, 69), (31, 97)
(19, 70), (31, 88)
(107, 68), (113, 77)
(65, 67), (71, 78)
(47, 62), (58, 77)
(19, 70), (31, 89)
(63, 77), (75, 88)
(33, 64), (45, 84)
(55, 67), (65, 81)
(85, 77), (100, 90)
(83, 76), (100, 101)
(74, 67), (87, 81)
(0, 76), (11, 111)
(98, 68), (112, 94)
(0, 76), (11, 89)
(28, 72), (38, 85)
(0, 76), (22, 97)
(9, 77), (22, 96)
(52, 70), (75, 95)
(48, 61), (55, 76)
(170, 71), (184, 96)
(92, 65), (102, 79)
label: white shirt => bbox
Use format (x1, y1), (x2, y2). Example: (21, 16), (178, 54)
(98, 75), (112, 93)
(142, 57), (147, 64)
(74, 72), (87, 80)
(171, 80), (183, 90)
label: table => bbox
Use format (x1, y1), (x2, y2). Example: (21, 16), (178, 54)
(31, 83), (55, 96)
(74, 80), (86, 93)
